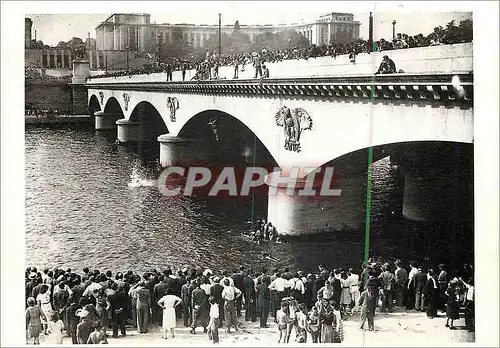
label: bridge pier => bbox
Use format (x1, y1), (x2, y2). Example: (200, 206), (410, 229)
(116, 119), (143, 144)
(391, 143), (473, 222)
(94, 111), (122, 130)
(157, 134), (203, 167)
(266, 171), (367, 236)
(402, 173), (456, 221)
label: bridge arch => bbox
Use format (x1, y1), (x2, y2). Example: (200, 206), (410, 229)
(88, 94), (101, 115)
(104, 97), (125, 116)
(178, 109), (279, 168)
(129, 101), (169, 143)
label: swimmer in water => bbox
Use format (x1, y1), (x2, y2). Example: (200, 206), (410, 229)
(261, 252), (279, 262)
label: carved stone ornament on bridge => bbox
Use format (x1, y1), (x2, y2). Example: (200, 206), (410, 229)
(274, 106), (313, 153)
(123, 93), (130, 111)
(166, 97), (179, 122)
(98, 92), (104, 105)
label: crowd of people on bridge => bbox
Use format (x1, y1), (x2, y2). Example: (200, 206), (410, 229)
(25, 254), (474, 345)
(89, 21), (471, 81)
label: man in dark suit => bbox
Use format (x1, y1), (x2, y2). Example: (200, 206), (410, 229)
(231, 267), (244, 316)
(108, 282), (127, 337)
(70, 278), (85, 308)
(181, 277), (193, 327)
(414, 267), (428, 312)
(378, 264), (395, 312)
(153, 276), (168, 325)
(394, 260), (408, 308)
(437, 264), (449, 312)
(256, 278), (270, 328)
(210, 277), (224, 326)
(330, 271), (342, 306)
(243, 272), (256, 322)
(190, 281), (209, 334)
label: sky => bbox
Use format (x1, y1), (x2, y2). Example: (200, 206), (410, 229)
(26, 2), (472, 46)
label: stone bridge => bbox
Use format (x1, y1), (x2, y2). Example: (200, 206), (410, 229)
(83, 45), (474, 236)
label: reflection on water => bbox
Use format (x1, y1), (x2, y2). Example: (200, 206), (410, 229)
(25, 125), (473, 273)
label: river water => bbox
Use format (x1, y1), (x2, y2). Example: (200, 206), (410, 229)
(25, 125), (473, 274)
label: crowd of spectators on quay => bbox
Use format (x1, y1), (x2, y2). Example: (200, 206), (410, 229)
(25, 255), (474, 345)
(89, 21), (472, 81)
(25, 67), (71, 80)
(25, 104), (70, 118)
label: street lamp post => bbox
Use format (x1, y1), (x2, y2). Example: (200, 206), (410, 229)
(218, 13), (222, 55)
(392, 20), (397, 41)
(158, 34), (162, 63)
(126, 46), (129, 71)
(105, 52), (107, 73)
(368, 12), (374, 53)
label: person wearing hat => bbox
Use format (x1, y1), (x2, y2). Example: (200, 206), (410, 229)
(26, 273), (38, 306)
(375, 55), (396, 74)
(76, 308), (93, 344)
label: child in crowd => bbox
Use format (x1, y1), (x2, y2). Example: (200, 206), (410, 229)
(295, 304), (308, 343)
(48, 312), (64, 345)
(276, 301), (289, 343)
(306, 305), (321, 343)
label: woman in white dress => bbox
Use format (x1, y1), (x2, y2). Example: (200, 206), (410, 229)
(158, 289), (182, 339)
(36, 284), (52, 335)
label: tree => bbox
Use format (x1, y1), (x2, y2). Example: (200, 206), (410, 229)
(276, 30), (309, 49)
(159, 28), (194, 60)
(230, 30), (252, 54)
(331, 29), (351, 45)
(458, 19), (473, 42)
(202, 32), (233, 54)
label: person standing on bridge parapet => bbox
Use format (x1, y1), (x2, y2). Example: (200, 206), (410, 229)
(253, 52), (262, 78)
(375, 55), (397, 74)
(166, 63), (173, 81)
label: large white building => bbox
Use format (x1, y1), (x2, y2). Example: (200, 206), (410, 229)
(95, 13), (361, 52)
